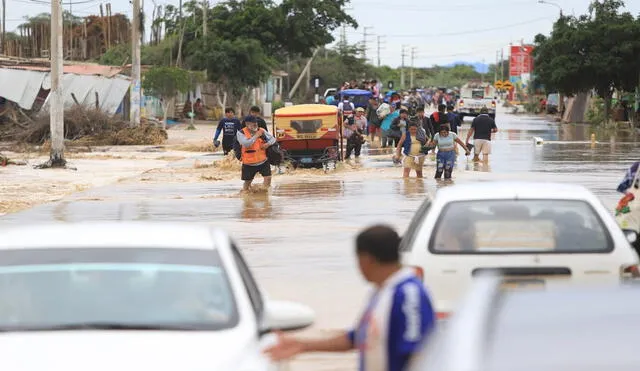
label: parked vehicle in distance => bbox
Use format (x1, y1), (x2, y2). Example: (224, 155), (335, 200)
(0, 222), (315, 371)
(400, 181), (640, 319)
(409, 273), (640, 371)
(456, 82), (496, 119)
(546, 93), (559, 114)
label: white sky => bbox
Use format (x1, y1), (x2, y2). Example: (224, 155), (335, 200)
(3, 0), (640, 67)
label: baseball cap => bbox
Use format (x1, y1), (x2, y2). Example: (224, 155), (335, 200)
(244, 115), (257, 123)
(356, 107), (365, 112)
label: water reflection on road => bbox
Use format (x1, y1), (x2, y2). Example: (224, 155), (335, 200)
(1, 112), (639, 370)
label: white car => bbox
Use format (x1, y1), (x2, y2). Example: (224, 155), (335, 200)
(400, 181), (640, 320)
(409, 273), (640, 371)
(0, 222), (314, 371)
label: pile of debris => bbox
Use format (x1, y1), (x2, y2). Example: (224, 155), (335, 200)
(0, 105), (167, 147)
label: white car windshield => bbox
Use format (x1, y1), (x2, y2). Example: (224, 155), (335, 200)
(0, 248), (238, 331)
(430, 200), (612, 253)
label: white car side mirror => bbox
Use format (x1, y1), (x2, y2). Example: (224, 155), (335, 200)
(624, 230), (638, 244)
(260, 300), (315, 335)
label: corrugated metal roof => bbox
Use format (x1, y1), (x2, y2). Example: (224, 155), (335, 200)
(0, 64), (124, 77)
(0, 68), (47, 110)
(40, 73), (131, 115)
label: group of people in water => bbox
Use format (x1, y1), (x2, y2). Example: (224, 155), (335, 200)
(341, 97), (497, 180)
(211, 98), (498, 191)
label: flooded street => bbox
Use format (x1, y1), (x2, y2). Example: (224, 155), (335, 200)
(2, 110), (640, 370)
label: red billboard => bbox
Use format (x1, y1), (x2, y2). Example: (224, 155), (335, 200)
(509, 45), (534, 77)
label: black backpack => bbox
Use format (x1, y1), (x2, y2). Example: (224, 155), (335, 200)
(266, 142), (284, 166)
(233, 138), (242, 160)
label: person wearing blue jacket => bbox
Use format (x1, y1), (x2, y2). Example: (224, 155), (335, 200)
(380, 103), (400, 148)
(446, 105), (462, 134)
(265, 224), (436, 371)
(213, 107), (242, 155)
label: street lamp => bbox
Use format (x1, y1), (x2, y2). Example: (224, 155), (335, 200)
(537, 0), (563, 16)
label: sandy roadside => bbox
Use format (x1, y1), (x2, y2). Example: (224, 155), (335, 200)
(0, 122), (379, 216)
(0, 123), (219, 216)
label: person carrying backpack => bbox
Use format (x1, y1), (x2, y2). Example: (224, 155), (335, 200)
(429, 104), (450, 133)
(389, 109), (409, 148)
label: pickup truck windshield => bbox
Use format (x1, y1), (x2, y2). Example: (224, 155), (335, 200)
(471, 90), (485, 99)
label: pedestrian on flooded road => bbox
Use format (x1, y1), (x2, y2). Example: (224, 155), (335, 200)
(429, 125), (470, 180)
(237, 116), (277, 192)
(213, 107), (242, 155)
(395, 121), (427, 178)
(242, 106), (269, 131)
(264, 225), (436, 371)
(465, 107), (498, 163)
(380, 103), (400, 148)
(366, 97), (381, 144)
(345, 107), (367, 160)
(416, 107), (434, 140)
(429, 104), (450, 133)
(446, 105), (462, 134)
(388, 109), (409, 148)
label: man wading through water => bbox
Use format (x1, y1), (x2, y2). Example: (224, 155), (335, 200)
(237, 116), (276, 191)
(213, 107), (242, 155)
(345, 107), (367, 160)
(265, 225), (436, 371)
(465, 107), (498, 163)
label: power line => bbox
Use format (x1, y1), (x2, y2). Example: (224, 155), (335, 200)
(349, 0), (536, 12)
(341, 16), (551, 39)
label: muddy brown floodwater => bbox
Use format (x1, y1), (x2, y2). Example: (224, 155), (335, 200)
(2, 110), (640, 370)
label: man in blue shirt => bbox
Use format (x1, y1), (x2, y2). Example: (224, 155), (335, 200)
(265, 225), (436, 371)
(213, 107), (242, 155)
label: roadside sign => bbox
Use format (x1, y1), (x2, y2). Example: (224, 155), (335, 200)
(388, 81), (394, 89)
(502, 81), (514, 90)
(495, 80), (504, 89)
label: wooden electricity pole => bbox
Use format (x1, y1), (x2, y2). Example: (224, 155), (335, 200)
(130, 0), (142, 126)
(1, 0), (5, 54)
(49, 0), (66, 166)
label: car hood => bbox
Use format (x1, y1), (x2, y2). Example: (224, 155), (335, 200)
(0, 330), (273, 371)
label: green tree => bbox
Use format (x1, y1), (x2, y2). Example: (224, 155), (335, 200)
(142, 66), (192, 128)
(578, 0), (640, 121)
(533, 0), (640, 122)
(152, 0), (355, 107)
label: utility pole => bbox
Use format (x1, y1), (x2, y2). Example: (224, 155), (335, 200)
(339, 25), (346, 54)
(494, 50), (499, 84)
(361, 26), (373, 61)
(401, 45), (407, 89)
(48, 0), (65, 166)
(1, 0), (5, 54)
(130, 0), (142, 126)
(410, 47), (417, 88)
(376, 36), (385, 67)
(500, 48), (504, 82)
(202, 0), (207, 37)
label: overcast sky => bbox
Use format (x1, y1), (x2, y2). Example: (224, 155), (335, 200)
(4, 0), (640, 67)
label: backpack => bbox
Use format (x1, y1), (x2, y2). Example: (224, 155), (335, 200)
(233, 138), (242, 160)
(265, 140), (284, 166)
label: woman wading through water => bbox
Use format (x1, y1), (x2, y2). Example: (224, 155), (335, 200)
(429, 125), (469, 180)
(394, 121), (428, 178)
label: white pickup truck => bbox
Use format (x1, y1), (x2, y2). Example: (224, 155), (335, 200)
(456, 85), (497, 119)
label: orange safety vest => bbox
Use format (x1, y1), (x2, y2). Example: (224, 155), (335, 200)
(240, 127), (267, 165)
